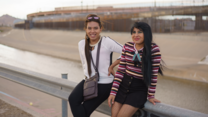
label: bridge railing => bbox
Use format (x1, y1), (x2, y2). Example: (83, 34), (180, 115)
(0, 63), (207, 117)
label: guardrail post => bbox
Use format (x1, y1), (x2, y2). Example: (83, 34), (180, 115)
(61, 74), (68, 117)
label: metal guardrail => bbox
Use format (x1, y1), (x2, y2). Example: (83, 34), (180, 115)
(0, 63), (208, 117)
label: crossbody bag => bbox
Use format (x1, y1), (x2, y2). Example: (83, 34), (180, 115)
(83, 38), (102, 101)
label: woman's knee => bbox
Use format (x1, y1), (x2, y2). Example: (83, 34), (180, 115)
(68, 80), (84, 103)
(111, 102), (122, 117)
(68, 92), (76, 103)
(111, 110), (120, 117)
(111, 113), (118, 117)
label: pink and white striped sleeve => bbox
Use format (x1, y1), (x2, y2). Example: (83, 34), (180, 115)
(148, 44), (161, 99)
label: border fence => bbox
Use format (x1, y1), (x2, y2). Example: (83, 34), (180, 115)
(14, 1), (208, 32)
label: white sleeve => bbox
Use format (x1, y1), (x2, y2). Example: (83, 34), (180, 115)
(105, 37), (123, 59)
(78, 41), (86, 73)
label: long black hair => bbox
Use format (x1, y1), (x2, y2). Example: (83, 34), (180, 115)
(84, 14), (103, 77)
(131, 22), (163, 86)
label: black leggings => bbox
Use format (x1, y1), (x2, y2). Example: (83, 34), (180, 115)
(68, 80), (112, 117)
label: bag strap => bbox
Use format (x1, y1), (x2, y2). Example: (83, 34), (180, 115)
(90, 38), (102, 74)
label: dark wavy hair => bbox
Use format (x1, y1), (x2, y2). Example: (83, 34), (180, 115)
(131, 22), (163, 86)
(84, 14), (103, 77)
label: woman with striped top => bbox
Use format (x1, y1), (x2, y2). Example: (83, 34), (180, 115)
(108, 22), (163, 117)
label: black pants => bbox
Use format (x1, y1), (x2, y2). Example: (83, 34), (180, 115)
(68, 80), (112, 117)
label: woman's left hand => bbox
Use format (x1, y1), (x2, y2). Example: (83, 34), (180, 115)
(108, 66), (115, 76)
(148, 98), (161, 105)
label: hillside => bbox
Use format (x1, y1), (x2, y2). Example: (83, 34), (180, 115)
(0, 14), (22, 26)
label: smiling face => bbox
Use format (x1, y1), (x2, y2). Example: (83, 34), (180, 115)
(131, 27), (144, 45)
(86, 21), (102, 41)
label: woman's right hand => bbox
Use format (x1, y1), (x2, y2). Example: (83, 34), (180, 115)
(108, 95), (115, 107)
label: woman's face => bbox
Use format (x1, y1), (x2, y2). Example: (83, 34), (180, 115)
(131, 28), (144, 45)
(86, 21), (102, 41)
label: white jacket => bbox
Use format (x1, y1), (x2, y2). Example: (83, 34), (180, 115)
(78, 36), (123, 84)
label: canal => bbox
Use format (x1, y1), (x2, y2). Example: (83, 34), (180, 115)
(0, 43), (207, 116)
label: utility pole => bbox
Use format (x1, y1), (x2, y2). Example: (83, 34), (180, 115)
(87, 3), (88, 13)
(154, 0), (156, 11)
(93, 0), (94, 9)
(154, 0), (157, 32)
(81, 0), (83, 13)
(193, 0), (195, 6)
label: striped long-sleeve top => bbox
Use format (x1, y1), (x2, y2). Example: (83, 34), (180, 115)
(110, 42), (161, 99)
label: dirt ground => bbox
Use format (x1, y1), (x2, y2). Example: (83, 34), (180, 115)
(0, 99), (33, 117)
(0, 27), (12, 33)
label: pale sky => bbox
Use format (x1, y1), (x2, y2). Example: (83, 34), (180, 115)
(0, 0), (206, 19)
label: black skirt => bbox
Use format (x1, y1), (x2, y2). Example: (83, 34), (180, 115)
(115, 74), (148, 108)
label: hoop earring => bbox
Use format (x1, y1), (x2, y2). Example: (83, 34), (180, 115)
(86, 34), (89, 40)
